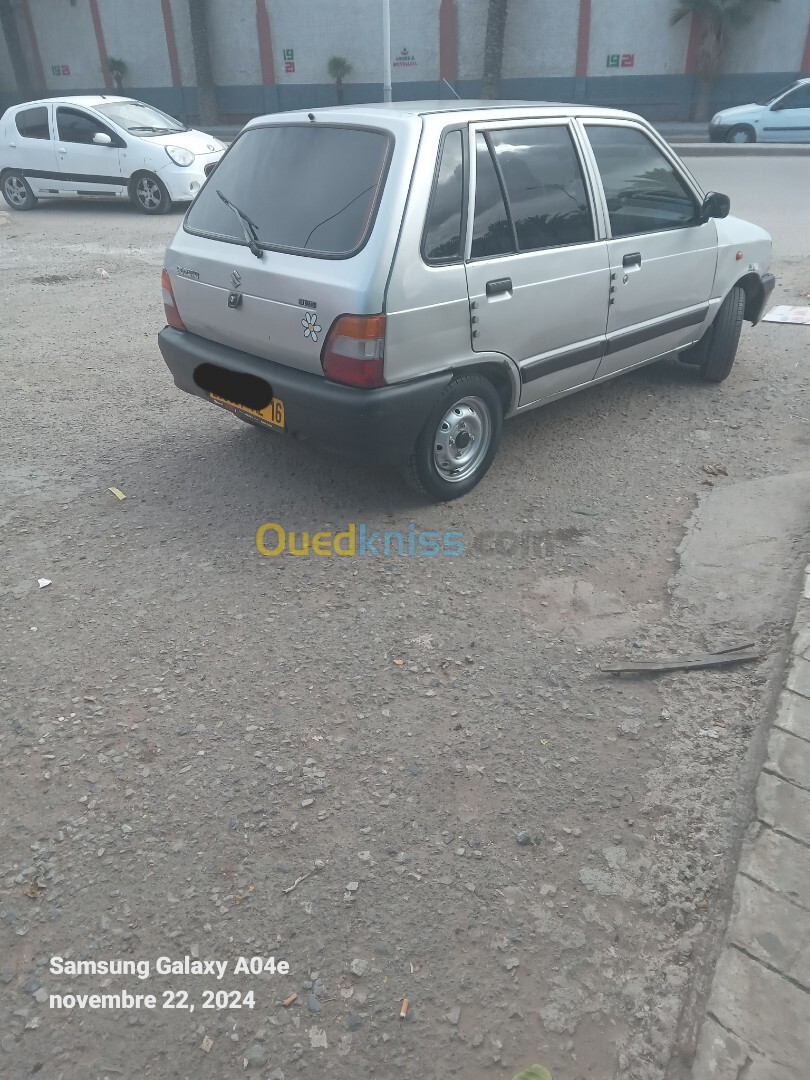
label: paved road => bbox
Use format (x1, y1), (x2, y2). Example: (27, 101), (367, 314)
(1, 157), (809, 1080)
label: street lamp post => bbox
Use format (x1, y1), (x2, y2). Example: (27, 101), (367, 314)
(382, 0), (392, 102)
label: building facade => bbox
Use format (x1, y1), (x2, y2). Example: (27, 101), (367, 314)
(1, 0), (809, 121)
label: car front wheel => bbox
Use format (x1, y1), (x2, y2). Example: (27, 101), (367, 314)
(725, 124), (756, 144)
(403, 375), (503, 500)
(2, 171), (38, 210)
(131, 173), (172, 214)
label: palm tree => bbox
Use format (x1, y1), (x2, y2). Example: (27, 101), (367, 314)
(327, 56), (353, 106)
(0, 0), (33, 94)
(481, 0), (508, 99)
(188, 0), (219, 125)
(671, 0), (780, 121)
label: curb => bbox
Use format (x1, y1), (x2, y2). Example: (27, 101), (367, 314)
(691, 561), (810, 1079)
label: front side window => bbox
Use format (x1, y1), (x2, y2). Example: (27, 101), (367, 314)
(776, 84), (810, 110)
(57, 108), (109, 145)
(490, 126), (593, 250)
(470, 133), (514, 259)
(423, 129), (464, 263)
(15, 106), (49, 140)
(586, 126), (698, 238)
(186, 124), (391, 258)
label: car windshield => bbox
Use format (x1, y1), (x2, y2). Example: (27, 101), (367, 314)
(185, 124), (391, 257)
(94, 101), (186, 134)
(756, 81), (801, 106)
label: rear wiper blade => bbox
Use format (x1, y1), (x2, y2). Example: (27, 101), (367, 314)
(216, 189), (264, 260)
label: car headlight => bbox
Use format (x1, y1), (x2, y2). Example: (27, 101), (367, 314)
(165, 145), (195, 167)
(710, 114), (723, 125)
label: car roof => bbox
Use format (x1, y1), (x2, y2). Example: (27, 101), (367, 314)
(10, 95), (133, 109)
(245, 99), (646, 129)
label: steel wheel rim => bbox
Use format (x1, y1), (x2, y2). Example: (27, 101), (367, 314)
(730, 129), (751, 143)
(136, 178), (161, 208)
(5, 176), (26, 205)
(432, 396), (491, 483)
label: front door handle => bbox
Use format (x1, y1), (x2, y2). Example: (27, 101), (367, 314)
(622, 252), (642, 269)
(486, 277), (512, 297)
(58, 146), (67, 154)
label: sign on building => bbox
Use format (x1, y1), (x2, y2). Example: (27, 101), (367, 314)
(51, 64), (70, 76)
(606, 54), (635, 69)
(392, 47), (416, 68)
(283, 48), (295, 74)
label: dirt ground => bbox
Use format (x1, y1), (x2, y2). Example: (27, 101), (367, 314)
(1, 155), (809, 1080)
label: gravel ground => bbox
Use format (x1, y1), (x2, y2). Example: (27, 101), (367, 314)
(1, 157), (809, 1080)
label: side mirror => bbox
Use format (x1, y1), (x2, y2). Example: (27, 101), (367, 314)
(93, 131), (113, 146)
(701, 191), (730, 221)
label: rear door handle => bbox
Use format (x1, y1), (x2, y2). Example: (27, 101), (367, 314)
(622, 252), (642, 268)
(486, 277), (512, 297)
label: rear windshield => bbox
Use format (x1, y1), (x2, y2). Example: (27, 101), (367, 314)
(185, 124), (392, 258)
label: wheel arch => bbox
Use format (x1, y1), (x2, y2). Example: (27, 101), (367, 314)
(734, 271), (769, 325)
(449, 357), (519, 415)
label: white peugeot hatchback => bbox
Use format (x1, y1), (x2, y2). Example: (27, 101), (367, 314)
(0, 96), (224, 213)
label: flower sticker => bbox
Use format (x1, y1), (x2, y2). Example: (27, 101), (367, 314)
(302, 310), (322, 342)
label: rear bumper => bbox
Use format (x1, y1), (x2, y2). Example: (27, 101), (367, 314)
(158, 327), (451, 465)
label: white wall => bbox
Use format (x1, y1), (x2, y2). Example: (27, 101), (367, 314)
(270, 0), (441, 85)
(208, 0), (261, 84)
(724, 0), (808, 74)
(28, 0), (103, 90)
(502, 0), (580, 79)
(168, 0), (196, 87)
(588, 0), (691, 77)
(101, 0), (172, 87)
(0, 18), (15, 91)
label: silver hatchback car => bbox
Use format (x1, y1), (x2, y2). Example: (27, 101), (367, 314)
(158, 101), (774, 500)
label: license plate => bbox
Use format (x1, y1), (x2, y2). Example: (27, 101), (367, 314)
(210, 393), (285, 430)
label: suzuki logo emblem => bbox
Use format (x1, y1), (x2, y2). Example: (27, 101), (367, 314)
(231, 269), (241, 288)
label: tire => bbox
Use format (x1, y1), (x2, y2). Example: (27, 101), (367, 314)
(2, 171), (38, 210)
(402, 375), (503, 501)
(688, 286), (745, 384)
(725, 124), (756, 144)
(131, 173), (172, 214)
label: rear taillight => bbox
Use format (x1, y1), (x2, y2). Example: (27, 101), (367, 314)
(322, 314), (386, 388)
(161, 269), (186, 331)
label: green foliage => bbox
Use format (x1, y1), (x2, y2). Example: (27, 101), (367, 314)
(106, 56), (127, 89)
(511, 1067), (553, 1080)
(327, 56), (353, 83)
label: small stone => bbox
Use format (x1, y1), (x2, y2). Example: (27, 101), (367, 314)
(345, 1013), (363, 1031)
(472, 1032), (484, 1048)
(307, 993), (321, 1014)
(23, 977), (41, 994)
(446, 1005), (461, 1026)
(120, 824), (132, 834)
(267, 1072), (286, 1080)
(243, 1044), (266, 1069)
(301, 799), (314, 808)
(357, 851), (372, 862)
(33, 988), (48, 1003)
(345, 881), (359, 892)
(309, 1026), (328, 1049)
(515, 831), (532, 846)
(504, 957), (519, 971)
(676, 936), (693, 958)
(350, 958), (369, 977)
(0, 1034), (17, 1053)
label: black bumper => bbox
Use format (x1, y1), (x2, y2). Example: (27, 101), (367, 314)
(750, 272), (776, 325)
(158, 327), (452, 465)
(708, 124), (730, 143)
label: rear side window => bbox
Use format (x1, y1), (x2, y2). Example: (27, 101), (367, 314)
(471, 133), (514, 259)
(586, 125), (698, 237)
(490, 126), (594, 250)
(186, 124), (391, 258)
(422, 130), (464, 263)
(16, 106), (49, 140)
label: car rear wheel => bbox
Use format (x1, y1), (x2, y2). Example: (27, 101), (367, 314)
(2, 171), (38, 211)
(725, 125), (756, 144)
(403, 375), (503, 501)
(131, 173), (172, 215)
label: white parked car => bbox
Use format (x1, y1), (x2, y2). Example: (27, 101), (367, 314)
(0, 96), (225, 213)
(709, 78), (810, 143)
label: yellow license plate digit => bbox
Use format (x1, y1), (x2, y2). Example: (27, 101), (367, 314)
(211, 393), (285, 429)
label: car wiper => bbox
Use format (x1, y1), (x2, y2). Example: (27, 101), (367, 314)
(216, 190), (264, 260)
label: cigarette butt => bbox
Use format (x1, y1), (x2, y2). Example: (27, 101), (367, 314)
(108, 487), (126, 500)
(400, 998), (409, 1019)
(283, 992), (298, 1007)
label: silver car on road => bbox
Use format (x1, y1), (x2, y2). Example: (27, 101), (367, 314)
(158, 101), (775, 500)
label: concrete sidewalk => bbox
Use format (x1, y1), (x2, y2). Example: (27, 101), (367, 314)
(692, 564), (810, 1079)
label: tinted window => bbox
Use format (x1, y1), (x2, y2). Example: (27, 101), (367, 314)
(16, 106), (49, 140)
(586, 126), (698, 237)
(490, 126), (593, 250)
(57, 108), (107, 144)
(423, 130), (464, 262)
(186, 125), (390, 257)
(471, 133), (514, 259)
(778, 84), (810, 109)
